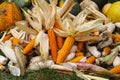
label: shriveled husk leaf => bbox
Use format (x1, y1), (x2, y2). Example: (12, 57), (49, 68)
(32, 0), (56, 30)
(72, 9), (88, 27)
(62, 62), (77, 70)
(30, 56), (42, 63)
(27, 58), (73, 72)
(80, 0), (99, 10)
(54, 28), (71, 37)
(22, 6), (43, 32)
(16, 21), (38, 35)
(8, 61), (20, 76)
(86, 45), (101, 57)
(99, 46), (120, 65)
(50, 64), (73, 71)
(26, 56), (44, 71)
(54, 15), (76, 37)
(75, 68), (109, 80)
(27, 61), (45, 71)
(0, 55), (8, 65)
(97, 37), (113, 49)
(75, 19), (103, 33)
(10, 28), (21, 39)
(77, 62), (120, 79)
(113, 56), (120, 67)
(38, 31), (49, 62)
(34, 30), (42, 46)
(0, 42), (17, 63)
(86, 5), (109, 21)
(55, 1), (106, 41)
(14, 45), (26, 76)
(58, 0), (75, 19)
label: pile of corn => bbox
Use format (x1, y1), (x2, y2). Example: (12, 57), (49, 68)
(0, 0), (120, 79)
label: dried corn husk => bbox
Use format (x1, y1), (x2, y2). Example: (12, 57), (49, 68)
(0, 55), (8, 65)
(70, 45), (77, 52)
(100, 46), (120, 65)
(98, 37), (113, 49)
(87, 45), (101, 57)
(113, 56), (120, 67)
(65, 52), (75, 61)
(115, 22), (120, 28)
(38, 31), (49, 62)
(0, 42), (17, 63)
(22, 6), (43, 32)
(14, 45), (26, 76)
(16, 21), (38, 35)
(8, 61), (20, 76)
(105, 22), (115, 33)
(58, 0), (75, 19)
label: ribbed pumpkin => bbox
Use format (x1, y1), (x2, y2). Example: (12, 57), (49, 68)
(0, 0), (22, 31)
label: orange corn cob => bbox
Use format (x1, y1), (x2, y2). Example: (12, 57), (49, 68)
(23, 37), (36, 54)
(48, 29), (58, 62)
(54, 20), (64, 49)
(77, 41), (84, 52)
(113, 34), (120, 43)
(11, 37), (21, 46)
(57, 36), (64, 49)
(110, 65), (120, 74)
(2, 34), (12, 42)
(75, 52), (84, 57)
(69, 56), (84, 63)
(102, 46), (111, 56)
(86, 56), (96, 64)
(56, 36), (75, 64)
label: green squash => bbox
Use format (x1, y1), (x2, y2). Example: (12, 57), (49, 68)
(70, 2), (81, 16)
(14, 0), (32, 8)
(108, 0), (120, 3)
(92, 0), (108, 10)
(0, 0), (4, 4)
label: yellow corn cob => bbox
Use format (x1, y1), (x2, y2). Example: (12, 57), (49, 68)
(69, 56), (84, 63)
(11, 37), (21, 46)
(110, 65), (120, 74)
(56, 36), (75, 64)
(75, 52), (84, 57)
(86, 56), (96, 64)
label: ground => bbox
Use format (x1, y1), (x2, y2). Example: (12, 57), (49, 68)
(0, 68), (83, 80)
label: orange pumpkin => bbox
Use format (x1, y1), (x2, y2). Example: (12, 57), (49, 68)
(0, 0), (22, 31)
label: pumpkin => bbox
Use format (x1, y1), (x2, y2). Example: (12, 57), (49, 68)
(0, 0), (22, 31)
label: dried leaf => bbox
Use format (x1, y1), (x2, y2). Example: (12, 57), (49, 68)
(8, 61), (20, 76)
(16, 21), (38, 35)
(0, 42), (17, 63)
(39, 31), (49, 62)
(15, 45), (26, 76)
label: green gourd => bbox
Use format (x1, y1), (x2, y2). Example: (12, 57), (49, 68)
(14, 0), (31, 8)
(92, 0), (108, 10)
